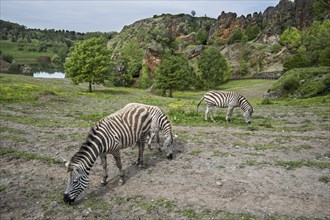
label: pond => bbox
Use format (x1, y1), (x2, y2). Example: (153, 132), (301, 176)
(33, 71), (65, 78)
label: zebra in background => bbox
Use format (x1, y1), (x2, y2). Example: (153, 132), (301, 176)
(197, 91), (254, 124)
(63, 105), (152, 204)
(124, 103), (173, 159)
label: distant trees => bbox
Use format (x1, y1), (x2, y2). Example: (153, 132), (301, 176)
(111, 40), (143, 87)
(155, 53), (194, 97)
(64, 36), (111, 92)
(282, 20), (330, 71)
(198, 47), (230, 89)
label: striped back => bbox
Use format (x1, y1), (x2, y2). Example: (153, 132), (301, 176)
(124, 103), (173, 158)
(197, 91), (253, 123)
(201, 91), (253, 111)
(64, 106), (151, 204)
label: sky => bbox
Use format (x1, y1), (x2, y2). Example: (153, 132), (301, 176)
(1, 0), (279, 33)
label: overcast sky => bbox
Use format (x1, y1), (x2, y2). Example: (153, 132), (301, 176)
(1, 0), (279, 33)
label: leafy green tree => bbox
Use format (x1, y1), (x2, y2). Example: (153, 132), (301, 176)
(283, 53), (310, 71)
(64, 36), (110, 92)
(244, 25), (260, 41)
(155, 53), (194, 98)
(283, 20), (330, 69)
(196, 30), (208, 45)
(198, 47), (230, 88)
(279, 27), (301, 50)
(228, 29), (243, 44)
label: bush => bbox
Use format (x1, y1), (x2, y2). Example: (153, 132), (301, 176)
(270, 44), (282, 54)
(283, 53), (310, 71)
(2, 54), (14, 63)
(268, 67), (330, 98)
(282, 77), (300, 93)
(260, 98), (273, 105)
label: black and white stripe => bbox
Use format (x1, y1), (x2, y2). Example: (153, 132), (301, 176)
(197, 91), (254, 124)
(124, 103), (173, 159)
(63, 105), (152, 204)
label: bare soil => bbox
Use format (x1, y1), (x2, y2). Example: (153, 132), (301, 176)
(1, 101), (330, 219)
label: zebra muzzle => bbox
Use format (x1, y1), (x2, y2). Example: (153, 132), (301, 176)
(63, 193), (75, 204)
(167, 153), (173, 160)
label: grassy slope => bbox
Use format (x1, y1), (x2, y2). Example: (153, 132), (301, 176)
(1, 73), (330, 219)
(0, 40), (57, 64)
(1, 73), (329, 129)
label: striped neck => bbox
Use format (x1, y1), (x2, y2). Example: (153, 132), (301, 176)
(238, 96), (253, 112)
(69, 126), (103, 174)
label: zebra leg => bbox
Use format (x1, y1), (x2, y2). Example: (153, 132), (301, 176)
(113, 151), (124, 185)
(148, 131), (155, 150)
(208, 106), (216, 122)
(136, 138), (146, 167)
(100, 153), (108, 185)
(155, 130), (161, 152)
(226, 106), (234, 123)
(205, 105), (210, 121)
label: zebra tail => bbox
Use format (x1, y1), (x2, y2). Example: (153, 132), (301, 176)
(196, 96), (204, 112)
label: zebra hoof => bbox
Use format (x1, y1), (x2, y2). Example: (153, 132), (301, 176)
(101, 180), (107, 185)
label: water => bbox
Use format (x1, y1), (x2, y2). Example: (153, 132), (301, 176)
(33, 72), (65, 78)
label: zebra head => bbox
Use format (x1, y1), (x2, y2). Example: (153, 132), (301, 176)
(243, 108), (254, 124)
(63, 163), (89, 204)
(163, 136), (174, 159)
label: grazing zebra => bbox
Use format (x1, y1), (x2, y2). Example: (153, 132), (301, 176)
(124, 103), (173, 159)
(197, 91), (254, 124)
(63, 105), (152, 204)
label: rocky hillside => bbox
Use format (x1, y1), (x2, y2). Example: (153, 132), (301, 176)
(107, 0), (329, 80)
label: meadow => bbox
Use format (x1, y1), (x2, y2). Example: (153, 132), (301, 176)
(0, 73), (329, 219)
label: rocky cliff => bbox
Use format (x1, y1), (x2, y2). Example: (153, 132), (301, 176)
(107, 0), (329, 79)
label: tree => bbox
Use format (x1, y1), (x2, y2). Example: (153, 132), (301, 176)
(279, 27), (301, 50)
(198, 47), (230, 89)
(64, 36), (110, 92)
(228, 29), (243, 44)
(155, 53), (194, 98)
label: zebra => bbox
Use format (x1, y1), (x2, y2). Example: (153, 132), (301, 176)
(63, 105), (152, 204)
(124, 103), (173, 159)
(197, 91), (254, 124)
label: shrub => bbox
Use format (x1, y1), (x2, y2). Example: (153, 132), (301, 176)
(2, 54), (14, 63)
(260, 98), (273, 105)
(268, 67), (330, 98)
(270, 44), (282, 54)
(282, 77), (300, 93)
(283, 53), (310, 71)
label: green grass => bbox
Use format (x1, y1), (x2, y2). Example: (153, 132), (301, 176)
(0, 39), (58, 64)
(269, 66), (330, 98)
(318, 176), (329, 183)
(276, 160), (330, 170)
(0, 147), (63, 164)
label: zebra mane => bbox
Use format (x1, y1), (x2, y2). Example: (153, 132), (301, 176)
(69, 124), (102, 172)
(237, 94), (253, 112)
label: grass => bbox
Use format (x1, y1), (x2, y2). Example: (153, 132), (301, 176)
(0, 147), (63, 164)
(318, 176), (329, 183)
(275, 160), (330, 170)
(0, 39), (58, 64)
(1, 73), (329, 219)
(243, 159), (330, 170)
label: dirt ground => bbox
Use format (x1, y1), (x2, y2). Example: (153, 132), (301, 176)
(1, 101), (330, 219)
